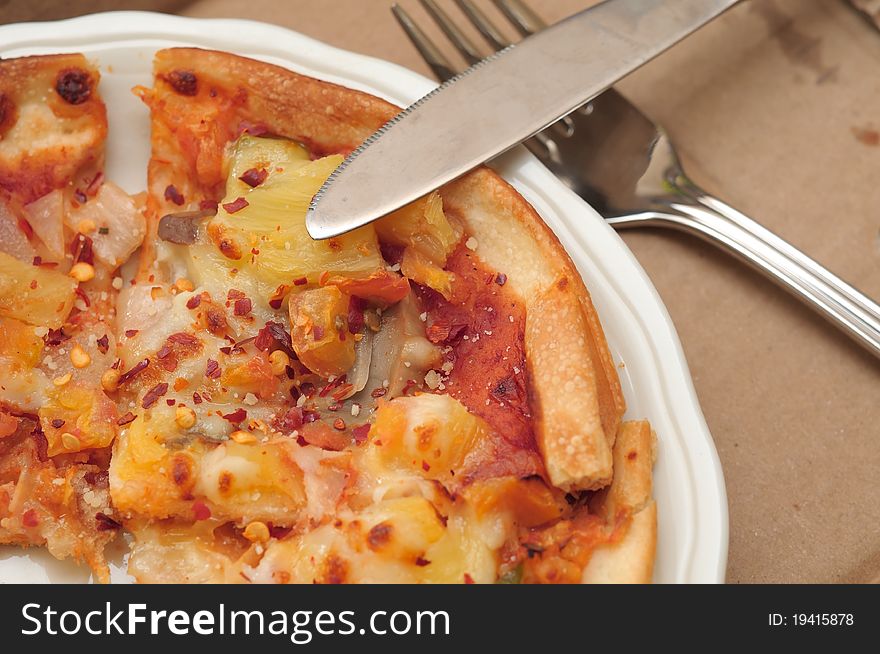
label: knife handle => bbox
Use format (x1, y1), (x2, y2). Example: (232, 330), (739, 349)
(607, 203), (880, 358)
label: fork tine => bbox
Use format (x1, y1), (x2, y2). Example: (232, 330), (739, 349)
(392, 3), (459, 82)
(419, 0), (483, 66)
(454, 0), (510, 51)
(493, 0), (546, 36)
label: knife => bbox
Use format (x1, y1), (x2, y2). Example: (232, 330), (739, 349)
(306, 0), (737, 239)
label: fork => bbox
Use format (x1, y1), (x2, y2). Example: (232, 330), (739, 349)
(392, 0), (880, 357)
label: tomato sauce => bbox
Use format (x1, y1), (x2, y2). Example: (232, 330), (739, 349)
(418, 245), (544, 482)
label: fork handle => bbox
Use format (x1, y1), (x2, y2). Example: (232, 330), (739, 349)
(606, 206), (880, 357)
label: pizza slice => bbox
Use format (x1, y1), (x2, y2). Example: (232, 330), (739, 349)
(108, 47), (654, 584)
(0, 54), (146, 582)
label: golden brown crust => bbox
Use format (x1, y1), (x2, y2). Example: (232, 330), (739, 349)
(0, 54), (107, 204)
(582, 420), (657, 583)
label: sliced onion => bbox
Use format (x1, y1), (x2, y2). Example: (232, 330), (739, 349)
(336, 329), (372, 400)
(23, 190), (64, 256)
(0, 200), (36, 262)
(68, 181), (146, 267)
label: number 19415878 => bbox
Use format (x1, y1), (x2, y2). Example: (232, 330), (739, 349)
(768, 613), (854, 627)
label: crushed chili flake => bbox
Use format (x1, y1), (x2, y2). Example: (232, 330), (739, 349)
(234, 298), (252, 316)
(50, 419), (65, 429)
(168, 332), (200, 347)
(22, 509), (39, 528)
(96, 334), (109, 354)
(268, 524), (292, 539)
(227, 289), (246, 300)
(142, 382), (169, 409)
(125, 329), (139, 338)
(186, 294), (202, 310)
(85, 171), (104, 196)
(312, 325), (325, 341)
(43, 328), (70, 347)
(192, 501), (211, 521)
(192, 392), (203, 405)
(422, 460), (431, 472)
(351, 423), (371, 444)
(300, 382), (315, 397)
(166, 398), (176, 406)
(164, 184), (185, 206)
(292, 276), (308, 286)
(118, 359), (149, 385)
(239, 167), (268, 188)
(32, 256), (42, 266)
(95, 512), (121, 531)
(219, 346), (232, 355)
(117, 411), (137, 426)
(222, 408), (247, 424)
(331, 383), (354, 402)
(464, 573), (475, 584)
(495, 273), (507, 286)
(318, 375), (346, 398)
(370, 387), (387, 398)
(415, 557), (431, 567)
(199, 199), (219, 212)
(156, 344), (172, 359)
(348, 296), (366, 334)
(205, 359), (221, 379)
(278, 406), (303, 432)
(302, 410), (320, 424)
(254, 321), (294, 355)
(332, 418), (346, 431)
(29, 279), (37, 290)
(222, 197), (249, 214)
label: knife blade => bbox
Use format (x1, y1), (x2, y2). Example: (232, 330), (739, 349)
(306, 0), (737, 239)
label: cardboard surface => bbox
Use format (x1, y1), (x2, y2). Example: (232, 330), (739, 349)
(4, 0), (879, 583)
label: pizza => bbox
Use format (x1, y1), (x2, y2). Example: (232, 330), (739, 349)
(0, 47), (656, 584)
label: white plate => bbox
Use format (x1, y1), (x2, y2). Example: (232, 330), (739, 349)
(0, 11), (728, 584)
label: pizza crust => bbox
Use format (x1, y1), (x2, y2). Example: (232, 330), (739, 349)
(0, 54), (107, 204)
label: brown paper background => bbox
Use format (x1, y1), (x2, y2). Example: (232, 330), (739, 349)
(3, 0), (879, 583)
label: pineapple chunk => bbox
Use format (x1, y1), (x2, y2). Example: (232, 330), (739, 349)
(0, 316), (44, 369)
(400, 247), (454, 300)
(375, 191), (462, 264)
(189, 136), (389, 312)
(0, 251), (76, 328)
(288, 286), (355, 378)
(367, 394), (490, 483)
(110, 410), (307, 525)
(39, 384), (117, 455)
(359, 496), (446, 560)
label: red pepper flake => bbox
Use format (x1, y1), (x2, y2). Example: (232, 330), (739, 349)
(192, 500), (211, 521)
(205, 359), (221, 379)
(43, 328), (70, 347)
(95, 512), (121, 531)
(199, 199), (219, 212)
(302, 410), (320, 424)
(192, 392), (203, 405)
(96, 334), (109, 354)
(292, 277), (308, 286)
(402, 379), (418, 396)
(29, 279), (37, 290)
(268, 524), (292, 539)
(22, 509), (39, 528)
(166, 398), (176, 406)
(85, 171), (104, 196)
(312, 325), (325, 341)
(219, 346), (232, 355)
(186, 294), (202, 310)
(117, 411), (137, 426)
(222, 197), (249, 214)
(222, 408), (247, 424)
(74, 286), (90, 307)
(278, 406), (303, 432)
(300, 382), (315, 398)
(464, 573), (475, 584)
(331, 383), (354, 402)
(142, 382), (169, 409)
(422, 460), (431, 472)
(370, 387), (387, 398)
(32, 256), (42, 266)
(351, 424), (371, 444)
(318, 374), (346, 398)
(495, 273), (507, 286)
(332, 418), (346, 431)
(234, 298), (252, 316)
(348, 296), (366, 334)
(71, 234), (94, 265)
(50, 419), (65, 429)
(239, 167), (268, 188)
(125, 329), (139, 338)
(164, 184), (185, 206)
(118, 359), (149, 385)
(415, 557), (431, 567)
(156, 344), (172, 359)
(227, 289), (246, 300)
